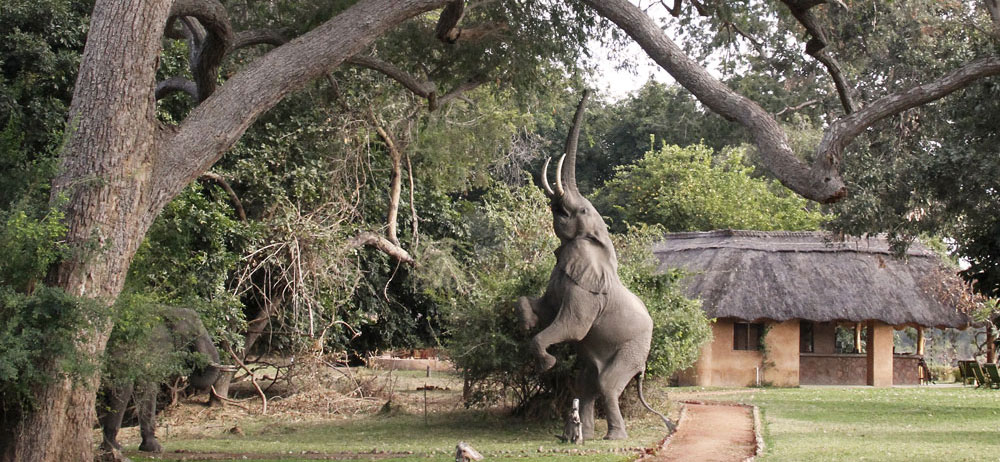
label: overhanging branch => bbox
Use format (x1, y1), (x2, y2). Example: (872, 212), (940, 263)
(818, 56), (1000, 167)
(583, 0), (846, 203)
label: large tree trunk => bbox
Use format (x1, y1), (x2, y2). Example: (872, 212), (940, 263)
(2, 1), (447, 460)
(4, 1), (170, 460)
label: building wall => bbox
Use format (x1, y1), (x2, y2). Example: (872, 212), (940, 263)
(867, 321), (894, 387)
(763, 320), (800, 387)
(676, 318), (799, 387)
(799, 354), (921, 385)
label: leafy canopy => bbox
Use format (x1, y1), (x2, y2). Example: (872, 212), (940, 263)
(595, 141), (825, 232)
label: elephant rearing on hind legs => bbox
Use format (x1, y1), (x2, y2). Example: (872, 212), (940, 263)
(517, 91), (674, 440)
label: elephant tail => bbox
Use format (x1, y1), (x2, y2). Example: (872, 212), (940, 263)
(636, 371), (676, 434)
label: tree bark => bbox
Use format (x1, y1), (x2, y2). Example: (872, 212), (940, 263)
(5, 1), (170, 461)
(4, 1), (448, 460)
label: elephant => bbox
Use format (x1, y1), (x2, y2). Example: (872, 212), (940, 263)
(516, 91), (673, 440)
(99, 306), (222, 453)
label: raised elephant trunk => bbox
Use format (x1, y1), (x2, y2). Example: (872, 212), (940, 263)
(540, 90), (590, 201)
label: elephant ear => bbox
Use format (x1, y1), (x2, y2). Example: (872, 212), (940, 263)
(555, 236), (618, 294)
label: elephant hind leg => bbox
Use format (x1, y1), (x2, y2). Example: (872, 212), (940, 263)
(574, 362), (599, 440)
(597, 354), (645, 440)
(136, 381), (164, 453)
(100, 382), (134, 451)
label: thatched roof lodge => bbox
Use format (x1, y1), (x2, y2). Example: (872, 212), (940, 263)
(654, 230), (973, 387)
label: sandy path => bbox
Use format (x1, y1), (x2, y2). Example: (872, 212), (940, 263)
(651, 403), (756, 462)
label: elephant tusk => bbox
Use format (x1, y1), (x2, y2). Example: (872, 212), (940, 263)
(554, 154), (566, 197)
(541, 157), (555, 197)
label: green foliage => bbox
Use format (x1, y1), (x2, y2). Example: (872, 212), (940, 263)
(612, 225), (711, 378)
(595, 142), (825, 232)
(0, 286), (107, 423)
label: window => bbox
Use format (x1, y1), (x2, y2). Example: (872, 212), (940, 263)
(835, 324), (866, 353)
(733, 323), (763, 351)
(800, 321), (814, 353)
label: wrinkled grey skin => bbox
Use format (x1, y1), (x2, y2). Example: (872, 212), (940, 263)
(100, 307), (221, 453)
(517, 92), (671, 440)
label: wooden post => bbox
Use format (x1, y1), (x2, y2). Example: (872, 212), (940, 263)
(916, 327), (925, 356)
(988, 327), (997, 364)
(855, 323), (863, 353)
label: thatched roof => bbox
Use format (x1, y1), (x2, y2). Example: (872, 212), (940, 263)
(653, 230), (972, 328)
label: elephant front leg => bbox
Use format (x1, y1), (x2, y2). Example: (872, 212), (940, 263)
(136, 381), (164, 453)
(517, 296), (540, 331)
(100, 382), (134, 451)
(529, 290), (599, 372)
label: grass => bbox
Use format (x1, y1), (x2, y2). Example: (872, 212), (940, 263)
(126, 368), (673, 462)
(707, 385), (1000, 462)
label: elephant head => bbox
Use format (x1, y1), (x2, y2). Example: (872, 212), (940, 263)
(163, 307), (223, 391)
(538, 90), (618, 294)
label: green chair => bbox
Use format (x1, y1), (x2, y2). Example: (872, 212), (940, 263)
(984, 364), (1000, 389)
(969, 361), (991, 389)
(958, 360), (976, 386)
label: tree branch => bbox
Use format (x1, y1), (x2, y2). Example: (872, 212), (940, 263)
(368, 110), (404, 246)
(435, 75), (490, 107)
(775, 98), (820, 117)
(155, 0), (450, 208)
(168, 0), (234, 101)
(986, 0), (1000, 40)
(583, 0), (846, 203)
(349, 232), (415, 265)
(436, 0), (465, 43)
(199, 171), (247, 221)
(155, 76), (198, 100)
(346, 55), (437, 99)
(818, 56), (1000, 168)
(231, 28), (289, 51)
(779, 0), (857, 114)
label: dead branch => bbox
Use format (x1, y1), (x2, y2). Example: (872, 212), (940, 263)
(775, 98), (821, 116)
(198, 171), (247, 221)
(209, 386), (252, 411)
(349, 231), (415, 265)
(225, 344), (267, 414)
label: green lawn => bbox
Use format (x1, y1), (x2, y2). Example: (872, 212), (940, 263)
(126, 369), (675, 462)
(130, 410), (668, 462)
(713, 386), (1000, 462)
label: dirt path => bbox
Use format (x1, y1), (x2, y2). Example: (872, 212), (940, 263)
(650, 402), (756, 462)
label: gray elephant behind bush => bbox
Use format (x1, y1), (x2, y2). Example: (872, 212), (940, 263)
(100, 306), (222, 453)
(517, 91), (673, 440)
